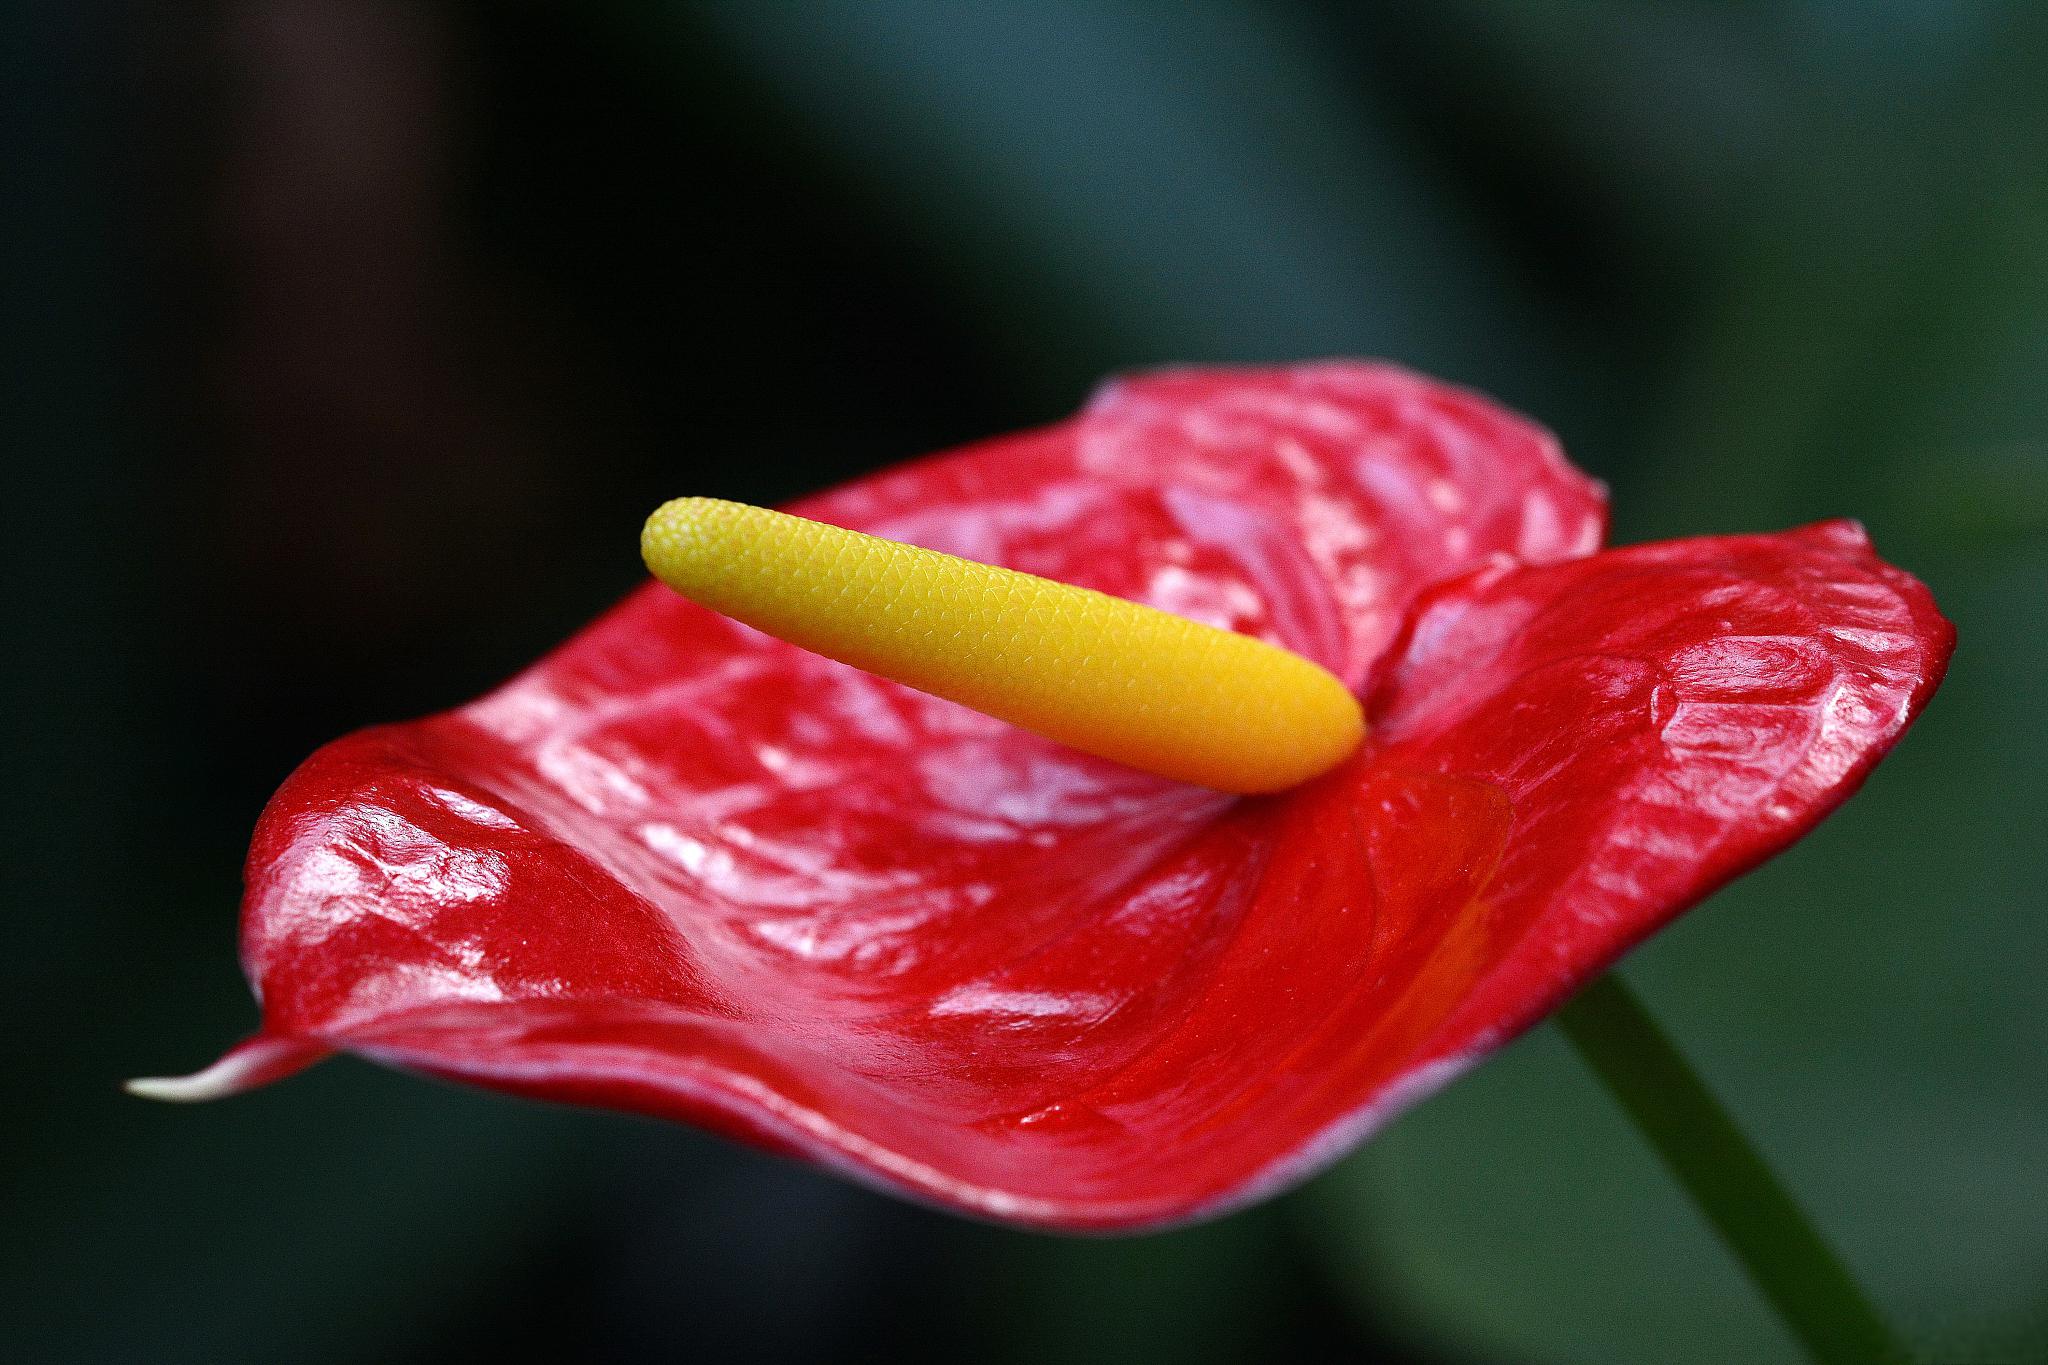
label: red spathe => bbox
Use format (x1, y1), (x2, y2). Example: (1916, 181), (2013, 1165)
(186, 363), (1951, 1229)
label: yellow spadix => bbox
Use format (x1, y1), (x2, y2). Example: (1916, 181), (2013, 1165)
(640, 498), (1364, 794)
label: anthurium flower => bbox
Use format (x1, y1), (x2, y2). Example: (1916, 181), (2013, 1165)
(137, 362), (1951, 1231)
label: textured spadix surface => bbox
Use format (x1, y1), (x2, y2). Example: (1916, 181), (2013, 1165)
(170, 362), (1950, 1229)
(640, 497), (1364, 793)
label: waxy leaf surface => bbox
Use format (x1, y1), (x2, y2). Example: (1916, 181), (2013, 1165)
(188, 364), (1949, 1228)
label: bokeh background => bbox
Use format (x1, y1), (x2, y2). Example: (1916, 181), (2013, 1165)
(7, 2), (2046, 1361)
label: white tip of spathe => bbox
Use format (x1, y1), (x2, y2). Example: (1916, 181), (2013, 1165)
(124, 1069), (239, 1103)
(124, 1035), (328, 1102)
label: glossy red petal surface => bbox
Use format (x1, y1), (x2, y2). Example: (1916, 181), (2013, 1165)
(201, 365), (1946, 1229)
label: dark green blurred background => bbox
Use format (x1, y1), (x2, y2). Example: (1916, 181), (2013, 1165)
(6, 3), (2044, 1362)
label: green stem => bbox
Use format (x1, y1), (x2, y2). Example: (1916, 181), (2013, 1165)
(1556, 973), (1907, 1365)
